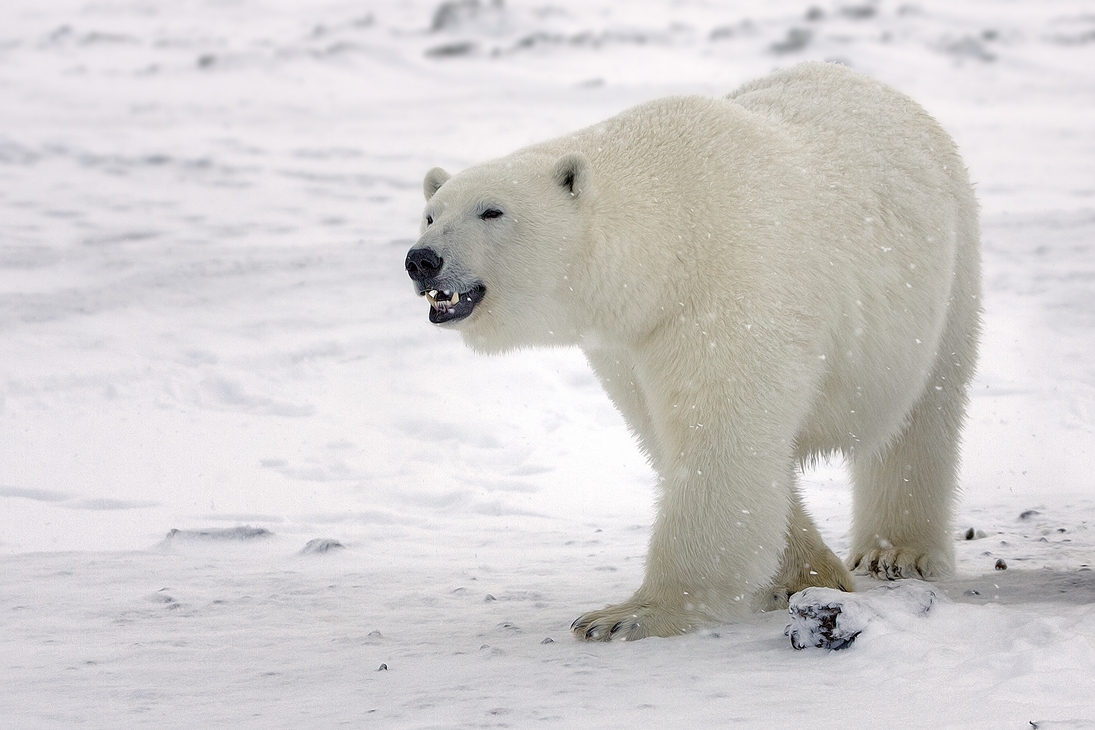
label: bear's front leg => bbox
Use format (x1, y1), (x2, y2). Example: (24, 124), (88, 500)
(572, 443), (793, 641)
(571, 321), (820, 641)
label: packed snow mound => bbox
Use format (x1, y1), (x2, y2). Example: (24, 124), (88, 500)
(787, 580), (937, 650)
(299, 537), (345, 554)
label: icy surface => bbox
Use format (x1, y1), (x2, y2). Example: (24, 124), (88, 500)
(2, 0), (1094, 727)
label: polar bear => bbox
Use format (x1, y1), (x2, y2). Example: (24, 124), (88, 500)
(405, 61), (981, 641)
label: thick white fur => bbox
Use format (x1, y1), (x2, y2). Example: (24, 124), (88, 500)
(413, 62), (980, 640)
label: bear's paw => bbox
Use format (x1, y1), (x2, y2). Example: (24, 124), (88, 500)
(847, 546), (951, 581)
(755, 552), (855, 612)
(755, 530), (855, 612)
(571, 598), (703, 641)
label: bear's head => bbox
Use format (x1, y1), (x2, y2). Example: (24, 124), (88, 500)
(405, 151), (593, 354)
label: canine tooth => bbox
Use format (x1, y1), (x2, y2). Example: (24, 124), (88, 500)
(449, 291), (460, 305)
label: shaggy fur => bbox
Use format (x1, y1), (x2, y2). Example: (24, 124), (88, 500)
(406, 61), (981, 641)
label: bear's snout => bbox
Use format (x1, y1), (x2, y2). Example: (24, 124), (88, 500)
(405, 244), (486, 325)
(405, 247), (443, 282)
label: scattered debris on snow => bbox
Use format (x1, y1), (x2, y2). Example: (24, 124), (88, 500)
(163, 526), (274, 541)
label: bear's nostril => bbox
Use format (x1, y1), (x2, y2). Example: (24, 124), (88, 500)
(405, 247), (443, 282)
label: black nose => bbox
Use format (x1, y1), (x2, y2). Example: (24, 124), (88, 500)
(405, 247), (443, 282)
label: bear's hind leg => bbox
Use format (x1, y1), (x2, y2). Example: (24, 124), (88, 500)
(753, 488), (854, 612)
(754, 486), (853, 611)
(847, 375), (966, 580)
(848, 189), (979, 580)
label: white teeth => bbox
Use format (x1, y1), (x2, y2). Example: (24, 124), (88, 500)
(424, 289), (459, 310)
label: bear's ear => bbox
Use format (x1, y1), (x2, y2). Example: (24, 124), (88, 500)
(552, 152), (590, 199)
(423, 167), (451, 201)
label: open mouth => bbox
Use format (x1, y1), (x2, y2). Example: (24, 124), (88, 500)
(421, 284), (485, 324)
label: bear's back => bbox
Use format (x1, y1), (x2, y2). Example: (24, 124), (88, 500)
(726, 61), (970, 201)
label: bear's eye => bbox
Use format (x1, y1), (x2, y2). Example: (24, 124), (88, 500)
(479, 209), (504, 220)
(426, 215), (434, 226)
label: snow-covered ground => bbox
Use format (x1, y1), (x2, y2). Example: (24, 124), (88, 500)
(2, 0), (1094, 727)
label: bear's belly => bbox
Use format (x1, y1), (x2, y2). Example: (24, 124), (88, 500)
(794, 331), (941, 459)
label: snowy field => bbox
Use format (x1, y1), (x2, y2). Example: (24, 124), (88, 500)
(2, 0), (1094, 727)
